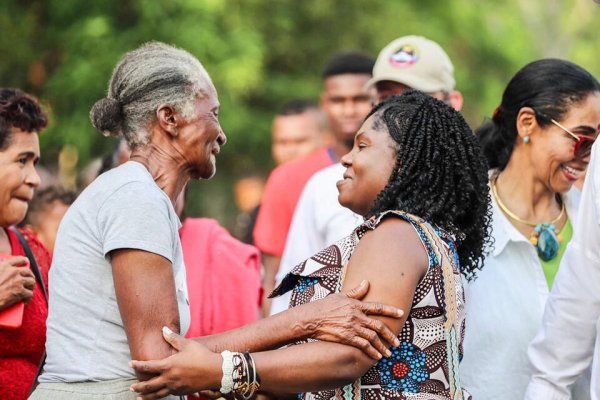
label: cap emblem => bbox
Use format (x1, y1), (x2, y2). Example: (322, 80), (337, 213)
(388, 45), (419, 68)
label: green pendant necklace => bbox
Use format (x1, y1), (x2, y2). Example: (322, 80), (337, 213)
(491, 179), (565, 261)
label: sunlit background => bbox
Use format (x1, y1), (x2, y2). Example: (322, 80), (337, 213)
(2, 0), (599, 231)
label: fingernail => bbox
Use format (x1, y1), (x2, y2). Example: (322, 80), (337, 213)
(361, 280), (367, 285)
(128, 361), (133, 367)
(129, 386), (134, 391)
(163, 326), (173, 335)
(385, 349), (392, 357)
(394, 338), (400, 347)
(377, 352), (382, 359)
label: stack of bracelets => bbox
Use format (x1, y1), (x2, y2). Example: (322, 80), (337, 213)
(220, 350), (261, 399)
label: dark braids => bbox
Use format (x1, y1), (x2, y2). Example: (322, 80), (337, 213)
(367, 91), (492, 281)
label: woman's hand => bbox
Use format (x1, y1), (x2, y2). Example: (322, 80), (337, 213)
(0, 256), (34, 309)
(295, 280), (402, 359)
(130, 327), (222, 400)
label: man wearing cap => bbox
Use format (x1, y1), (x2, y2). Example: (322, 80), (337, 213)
(270, 35), (464, 316)
(369, 35), (463, 108)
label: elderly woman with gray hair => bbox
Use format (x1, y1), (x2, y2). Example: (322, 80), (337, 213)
(30, 42), (402, 400)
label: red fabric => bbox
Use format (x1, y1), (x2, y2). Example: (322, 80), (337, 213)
(180, 218), (261, 338)
(0, 228), (50, 400)
(253, 147), (333, 256)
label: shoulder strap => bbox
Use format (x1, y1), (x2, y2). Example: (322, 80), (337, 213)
(11, 228), (48, 301)
(10, 228), (48, 395)
(425, 228), (464, 400)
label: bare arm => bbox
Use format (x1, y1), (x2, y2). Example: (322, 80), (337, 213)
(254, 218), (428, 393)
(195, 279), (401, 358)
(131, 218), (428, 398)
(111, 248), (180, 380)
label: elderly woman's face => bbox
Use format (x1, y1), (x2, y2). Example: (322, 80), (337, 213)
(0, 129), (41, 227)
(336, 114), (397, 216)
(177, 84), (226, 180)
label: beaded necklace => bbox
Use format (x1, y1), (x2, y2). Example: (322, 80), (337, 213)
(491, 179), (565, 261)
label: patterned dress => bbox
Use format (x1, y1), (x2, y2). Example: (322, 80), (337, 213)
(271, 210), (471, 400)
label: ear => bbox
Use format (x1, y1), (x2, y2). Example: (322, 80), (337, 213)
(448, 90), (463, 111)
(516, 107), (538, 140)
(156, 104), (179, 138)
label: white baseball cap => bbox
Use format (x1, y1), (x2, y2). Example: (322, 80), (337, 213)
(366, 35), (456, 93)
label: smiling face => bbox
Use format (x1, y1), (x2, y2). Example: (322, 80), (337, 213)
(528, 92), (600, 193)
(336, 113), (398, 216)
(0, 129), (41, 227)
(176, 84), (227, 180)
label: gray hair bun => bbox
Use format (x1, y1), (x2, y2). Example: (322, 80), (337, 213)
(90, 97), (124, 137)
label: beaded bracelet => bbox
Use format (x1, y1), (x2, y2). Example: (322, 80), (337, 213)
(220, 350), (236, 394)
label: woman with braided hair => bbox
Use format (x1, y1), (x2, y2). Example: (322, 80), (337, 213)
(460, 59), (600, 399)
(31, 42), (405, 400)
(130, 90), (492, 400)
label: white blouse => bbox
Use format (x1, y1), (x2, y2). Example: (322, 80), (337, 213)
(460, 181), (589, 399)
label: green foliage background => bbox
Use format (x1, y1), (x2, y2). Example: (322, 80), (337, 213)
(1, 0), (599, 229)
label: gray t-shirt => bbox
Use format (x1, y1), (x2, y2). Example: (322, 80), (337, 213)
(40, 161), (190, 382)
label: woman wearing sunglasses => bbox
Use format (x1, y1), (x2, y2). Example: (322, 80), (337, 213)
(460, 58), (600, 399)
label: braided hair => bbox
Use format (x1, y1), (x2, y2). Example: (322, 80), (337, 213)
(366, 90), (492, 280)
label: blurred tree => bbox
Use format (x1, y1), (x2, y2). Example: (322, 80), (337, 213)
(1, 0), (598, 228)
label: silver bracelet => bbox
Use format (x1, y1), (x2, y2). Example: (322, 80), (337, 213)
(241, 352), (259, 400)
(220, 350), (235, 394)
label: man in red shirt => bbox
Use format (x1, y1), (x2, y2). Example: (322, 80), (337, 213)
(254, 51), (375, 315)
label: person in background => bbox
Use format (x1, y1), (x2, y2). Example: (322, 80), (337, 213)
(98, 138), (131, 176)
(32, 42), (404, 400)
(19, 186), (76, 255)
(174, 188), (262, 338)
(0, 88), (50, 400)
(271, 35), (463, 315)
(271, 98), (330, 166)
(76, 158), (102, 192)
(525, 143), (600, 398)
(77, 139), (131, 192)
(460, 58), (600, 399)
(368, 35), (463, 108)
(254, 51), (375, 316)
(130, 90), (492, 400)
(233, 99), (327, 245)
(233, 175), (265, 244)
